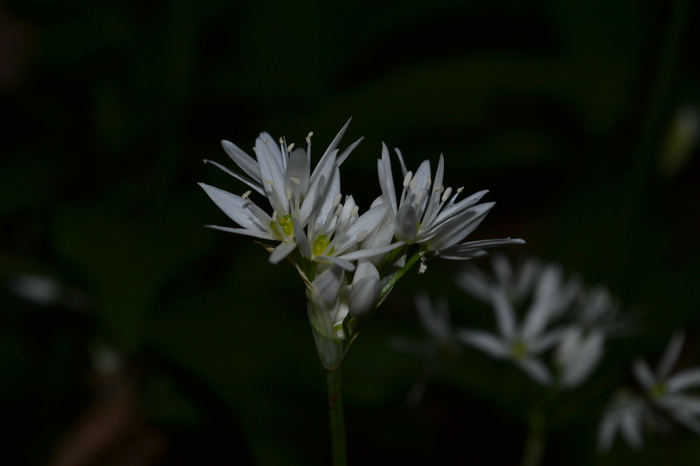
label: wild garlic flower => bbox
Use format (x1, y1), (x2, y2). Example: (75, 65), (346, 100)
(200, 119), (400, 269)
(633, 330), (700, 433)
(376, 144), (523, 263)
(598, 390), (651, 452)
(554, 285), (630, 389)
(456, 256), (579, 385)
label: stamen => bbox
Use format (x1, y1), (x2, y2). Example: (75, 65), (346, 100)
(241, 190), (252, 199)
(457, 187), (464, 193)
(410, 177), (417, 191)
(264, 180), (276, 186)
(350, 206), (359, 217)
(286, 188), (292, 200)
(287, 143), (295, 151)
(289, 177), (301, 184)
(403, 172), (413, 188)
(332, 193), (342, 207)
(442, 187), (452, 202)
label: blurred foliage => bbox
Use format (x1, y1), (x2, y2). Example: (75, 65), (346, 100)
(1, 0), (699, 464)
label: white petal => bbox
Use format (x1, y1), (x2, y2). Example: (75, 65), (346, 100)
(667, 368), (700, 393)
(220, 139), (261, 183)
(490, 288), (516, 339)
(349, 276), (381, 317)
(203, 159), (264, 195)
(199, 183), (268, 231)
(633, 358), (657, 390)
(424, 202), (494, 251)
(268, 239), (297, 264)
(437, 238), (525, 260)
(517, 358), (552, 385)
(378, 143), (397, 212)
(657, 330), (685, 380)
(205, 225), (274, 240)
(457, 329), (510, 359)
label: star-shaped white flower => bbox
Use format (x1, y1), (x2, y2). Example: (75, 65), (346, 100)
(456, 260), (578, 385)
(376, 145), (523, 260)
(633, 330), (700, 433)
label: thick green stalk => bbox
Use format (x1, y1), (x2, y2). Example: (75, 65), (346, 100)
(327, 368), (347, 466)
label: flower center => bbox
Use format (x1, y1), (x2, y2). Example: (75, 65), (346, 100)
(511, 340), (528, 360)
(271, 214), (294, 237)
(650, 381), (666, 398)
(313, 235), (331, 256)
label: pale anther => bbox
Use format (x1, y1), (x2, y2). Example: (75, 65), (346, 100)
(241, 190), (252, 199)
(442, 187), (452, 202)
(350, 206), (359, 217)
(332, 193), (342, 207)
(290, 177), (301, 184)
(403, 172), (412, 188)
(457, 187), (464, 193)
(287, 143), (295, 151)
(410, 177), (417, 191)
(286, 188), (292, 200)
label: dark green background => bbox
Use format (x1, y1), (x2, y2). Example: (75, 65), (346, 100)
(2, 0), (699, 464)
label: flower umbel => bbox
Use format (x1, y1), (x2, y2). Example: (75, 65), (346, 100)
(376, 144), (524, 265)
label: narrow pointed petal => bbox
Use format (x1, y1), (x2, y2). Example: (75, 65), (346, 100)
(293, 217), (312, 258)
(633, 358), (657, 390)
(335, 241), (405, 262)
(457, 329), (510, 359)
(518, 358), (552, 385)
(203, 159), (265, 195)
(437, 238), (525, 260)
(490, 288), (516, 339)
(336, 137), (363, 166)
(424, 202), (494, 251)
(204, 225), (274, 240)
(221, 140), (262, 183)
(268, 239), (297, 264)
(667, 368), (700, 393)
(658, 330), (685, 379)
(199, 183), (268, 231)
(378, 143), (397, 211)
(317, 255), (355, 271)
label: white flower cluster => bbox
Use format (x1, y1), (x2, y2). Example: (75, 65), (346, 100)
(598, 330), (700, 452)
(406, 254), (627, 388)
(200, 120), (523, 369)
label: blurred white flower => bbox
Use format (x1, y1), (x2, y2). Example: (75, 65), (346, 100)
(376, 145), (523, 262)
(555, 327), (605, 388)
(633, 330), (700, 433)
(456, 256), (580, 385)
(598, 390), (651, 452)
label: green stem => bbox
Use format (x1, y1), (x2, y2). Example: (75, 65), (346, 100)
(521, 408), (546, 466)
(380, 249), (423, 298)
(327, 368), (347, 466)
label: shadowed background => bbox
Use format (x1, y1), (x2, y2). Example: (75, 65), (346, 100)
(1, 0), (700, 464)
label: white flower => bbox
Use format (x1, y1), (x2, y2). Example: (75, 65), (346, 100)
(598, 390), (651, 452)
(200, 120), (401, 270)
(633, 330), (700, 433)
(456, 258), (579, 385)
(555, 326), (605, 388)
(376, 145), (523, 260)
